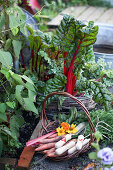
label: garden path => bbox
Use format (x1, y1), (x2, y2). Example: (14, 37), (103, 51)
(47, 6), (113, 27)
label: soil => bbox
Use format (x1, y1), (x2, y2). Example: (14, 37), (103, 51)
(30, 142), (113, 170)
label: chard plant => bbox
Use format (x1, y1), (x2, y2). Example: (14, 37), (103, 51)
(33, 15), (112, 110)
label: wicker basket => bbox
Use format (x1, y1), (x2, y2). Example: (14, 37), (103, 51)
(39, 91), (95, 161)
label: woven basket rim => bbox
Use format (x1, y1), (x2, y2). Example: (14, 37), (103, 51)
(39, 91), (95, 160)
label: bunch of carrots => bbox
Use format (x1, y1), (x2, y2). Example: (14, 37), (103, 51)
(26, 122), (77, 158)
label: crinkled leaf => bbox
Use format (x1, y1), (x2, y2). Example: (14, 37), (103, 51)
(75, 79), (112, 110)
(54, 15), (98, 73)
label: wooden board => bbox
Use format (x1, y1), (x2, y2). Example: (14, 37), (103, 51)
(17, 121), (42, 170)
(47, 6), (113, 27)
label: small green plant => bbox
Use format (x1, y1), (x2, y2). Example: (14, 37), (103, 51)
(89, 131), (113, 169)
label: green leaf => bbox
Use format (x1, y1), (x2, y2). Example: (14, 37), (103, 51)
(4, 39), (12, 51)
(21, 75), (34, 85)
(91, 143), (100, 151)
(2, 126), (16, 140)
(67, 107), (77, 124)
(0, 50), (13, 68)
(0, 103), (6, 113)
(6, 101), (16, 109)
(12, 40), (22, 59)
(0, 112), (7, 122)
(0, 68), (11, 80)
(89, 152), (97, 160)
(9, 70), (24, 85)
(10, 114), (24, 138)
(15, 85), (24, 106)
(8, 14), (19, 35)
(94, 131), (103, 142)
(12, 27), (19, 36)
(23, 98), (38, 115)
(15, 85), (38, 115)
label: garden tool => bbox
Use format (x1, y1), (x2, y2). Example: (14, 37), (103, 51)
(95, 121), (112, 140)
(55, 122), (86, 149)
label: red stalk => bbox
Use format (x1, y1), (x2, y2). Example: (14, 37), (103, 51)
(38, 58), (42, 80)
(95, 74), (106, 82)
(66, 36), (85, 94)
(31, 49), (34, 72)
(26, 130), (56, 146)
(73, 90), (78, 96)
(64, 52), (68, 76)
(20, 50), (26, 71)
(78, 92), (85, 97)
(35, 45), (41, 72)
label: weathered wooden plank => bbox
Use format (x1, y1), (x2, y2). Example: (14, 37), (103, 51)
(17, 121), (42, 170)
(97, 8), (113, 23)
(47, 6), (87, 27)
(77, 6), (99, 21)
(87, 7), (107, 22)
(47, 6), (113, 27)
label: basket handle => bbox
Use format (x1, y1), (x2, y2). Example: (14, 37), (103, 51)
(41, 91), (95, 141)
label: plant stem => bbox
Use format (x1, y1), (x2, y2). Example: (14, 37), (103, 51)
(35, 44), (41, 72)
(95, 74), (106, 82)
(66, 36), (85, 94)
(31, 49), (34, 72)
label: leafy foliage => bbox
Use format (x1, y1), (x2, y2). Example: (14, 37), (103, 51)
(75, 79), (112, 110)
(0, 68), (38, 115)
(57, 107), (77, 125)
(37, 74), (66, 108)
(53, 15), (98, 94)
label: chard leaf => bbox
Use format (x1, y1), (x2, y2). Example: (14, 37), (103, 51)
(37, 74), (66, 106)
(75, 79), (112, 110)
(54, 15), (98, 74)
